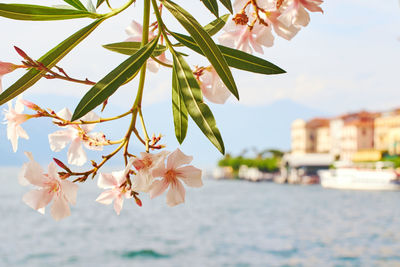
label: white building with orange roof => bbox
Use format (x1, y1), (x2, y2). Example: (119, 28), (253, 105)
(374, 109), (400, 154)
(340, 112), (376, 161)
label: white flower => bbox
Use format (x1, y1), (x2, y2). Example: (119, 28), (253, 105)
(48, 108), (105, 166)
(132, 151), (169, 192)
(21, 152), (78, 221)
(3, 95), (30, 152)
(150, 149), (202, 207)
(96, 158), (134, 215)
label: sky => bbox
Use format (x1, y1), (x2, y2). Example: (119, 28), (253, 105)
(0, 0), (400, 168)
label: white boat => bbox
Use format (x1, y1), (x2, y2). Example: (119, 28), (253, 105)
(319, 162), (400, 191)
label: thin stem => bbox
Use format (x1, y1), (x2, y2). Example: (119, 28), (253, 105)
(151, 56), (173, 68)
(49, 109), (133, 125)
(102, 0), (136, 19)
(123, 0), (151, 157)
(105, 0), (113, 9)
(138, 109), (150, 152)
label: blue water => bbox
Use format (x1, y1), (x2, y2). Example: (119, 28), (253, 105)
(1, 167), (400, 266)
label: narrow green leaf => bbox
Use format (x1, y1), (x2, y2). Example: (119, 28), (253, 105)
(86, 0), (96, 13)
(203, 14), (229, 36)
(172, 51), (225, 154)
(170, 32), (286, 74)
(72, 37), (160, 121)
(63, 0), (87, 11)
(96, 0), (106, 8)
(0, 4), (99, 21)
(218, 0), (233, 13)
(0, 19), (104, 106)
(172, 68), (188, 144)
(103, 42), (166, 56)
(201, 0), (219, 17)
(163, 0), (238, 100)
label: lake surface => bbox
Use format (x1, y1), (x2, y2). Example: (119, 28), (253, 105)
(1, 167), (400, 266)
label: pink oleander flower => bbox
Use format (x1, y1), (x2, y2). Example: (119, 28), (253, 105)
(125, 20), (171, 73)
(265, 10), (301, 40)
(218, 22), (274, 54)
(96, 158), (134, 215)
(0, 61), (18, 93)
(3, 96), (30, 152)
(132, 151), (169, 192)
(197, 66), (232, 104)
(278, 0), (323, 28)
(149, 148), (203, 207)
(48, 108), (105, 166)
(20, 152), (78, 221)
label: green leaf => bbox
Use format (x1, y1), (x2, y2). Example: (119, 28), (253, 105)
(172, 51), (225, 154)
(103, 42), (166, 57)
(203, 14), (229, 36)
(201, 0), (219, 17)
(96, 0), (106, 8)
(0, 19), (104, 106)
(172, 68), (188, 144)
(170, 32), (285, 75)
(71, 37), (160, 121)
(0, 4), (100, 21)
(86, 0), (96, 13)
(163, 0), (238, 100)
(218, 0), (233, 14)
(63, 0), (87, 11)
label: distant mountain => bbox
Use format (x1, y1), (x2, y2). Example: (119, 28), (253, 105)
(0, 96), (329, 169)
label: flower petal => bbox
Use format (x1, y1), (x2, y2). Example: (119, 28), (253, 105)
(18, 163), (30, 186)
(55, 108), (72, 121)
(166, 180), (185, 207)
(167, 148), (193, 170)
(80, 111), (99, 132)
(51, 196), (71, 221)
(113, 195), (124, 215)
(176, 165), (203, 188)
(48, 129), (74, 152)
(125, 20), (143, 37)
(23, 189), (53, 211)
(97, 173), (117, 189)
(47, 162), (59, 180)
(149, 179), (169, 199)
(15, 96), (25, 114)
(67, 138), (87, 166)
(16, 125), (29, 140)
(60, 180), (78, 205)
(96, 190), (115, 205)
(23, 152), (46, 187)
(132, 171), (152, 192)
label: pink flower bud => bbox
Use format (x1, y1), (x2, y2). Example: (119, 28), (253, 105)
(14, 46), (30, 61)
(134, 196), (142, 207)
(53, 158), (72, 173)
(20, 99), (41, 111)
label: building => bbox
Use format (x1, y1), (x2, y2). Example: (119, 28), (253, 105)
(340, 112), (376, 161)
(291, 119), (307, 154)
(374, 109), (400, 154)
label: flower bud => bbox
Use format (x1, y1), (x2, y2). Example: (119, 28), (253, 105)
(134, 196), (142, 207)
(53, 158), (72, 173)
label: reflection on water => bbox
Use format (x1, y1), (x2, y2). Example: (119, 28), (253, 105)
(1, 167), (400, 266)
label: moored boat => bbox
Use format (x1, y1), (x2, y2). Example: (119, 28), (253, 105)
(319, 162), (400, 191)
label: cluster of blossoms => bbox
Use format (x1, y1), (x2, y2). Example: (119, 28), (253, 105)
(2, 94), (202, 220)
(219, 0), (323, 54)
